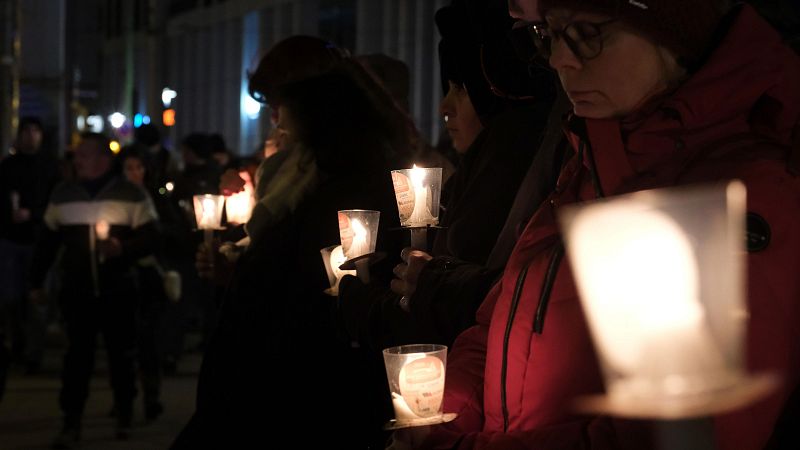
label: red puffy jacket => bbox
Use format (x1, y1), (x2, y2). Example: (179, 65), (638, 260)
(427, 5), (800, 450)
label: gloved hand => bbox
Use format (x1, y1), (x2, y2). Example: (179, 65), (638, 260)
(390, 247), (433, 311)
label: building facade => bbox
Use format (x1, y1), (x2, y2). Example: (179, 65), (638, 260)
(98, 0), (450, 156)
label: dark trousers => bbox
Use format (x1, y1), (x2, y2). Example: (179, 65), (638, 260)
(59, 291), (137, 422)
(136, 267), (165, 404)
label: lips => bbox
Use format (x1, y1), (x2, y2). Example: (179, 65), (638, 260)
(567, 90), (600, 101)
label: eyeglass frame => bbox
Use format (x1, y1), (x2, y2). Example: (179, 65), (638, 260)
(528, 18), (618, 62)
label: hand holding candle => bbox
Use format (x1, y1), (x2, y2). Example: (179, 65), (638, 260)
(9, 191), (30, 223)
(10, 191), (20, 211)
(391, 247), (433, 311)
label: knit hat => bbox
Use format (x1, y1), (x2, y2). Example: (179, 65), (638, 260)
(436, 0), (555, 123)
(247, 36), (347, 105)
(538, 0), (728, 69)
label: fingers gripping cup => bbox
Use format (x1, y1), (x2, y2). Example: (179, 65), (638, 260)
(382, 344), (457, 429)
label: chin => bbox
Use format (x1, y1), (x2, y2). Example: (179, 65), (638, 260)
(572, 102), (614, 120)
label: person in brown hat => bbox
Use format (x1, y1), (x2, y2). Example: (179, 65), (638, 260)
(397, 0), (800, 449)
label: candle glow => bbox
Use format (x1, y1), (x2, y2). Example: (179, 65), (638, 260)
(348, 219), (369, 259)
(407, 165), (435, 226)
(560, 183), (749, 409)
(225, 171), (255, 224)
(95, 220), (110, 240)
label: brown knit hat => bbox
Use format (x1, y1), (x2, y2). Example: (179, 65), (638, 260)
(248, 36), (348, 105)
(538, 0), (728, 69)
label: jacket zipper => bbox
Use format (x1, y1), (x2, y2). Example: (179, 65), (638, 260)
(499, 136), (601, 431)
(581, 139), (605, 198)
(533, 243), (564, 334)
(501, 261), (531, 432)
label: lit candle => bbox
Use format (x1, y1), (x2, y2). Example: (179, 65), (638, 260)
(95, 220), (110, 241)
(329, 245), (354, 284)
(569, 206), (728, 399)
(10, 191), (20, 212)
(407, 165), (435, 226)
(199, 197), (217, 229)
(225, 171), (255, 225)
(348, 218), (369, 259)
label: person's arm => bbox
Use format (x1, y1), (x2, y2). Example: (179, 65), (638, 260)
(407, 256), (501, 347)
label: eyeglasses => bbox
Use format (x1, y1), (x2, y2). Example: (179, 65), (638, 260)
(528, 18), (617, 62)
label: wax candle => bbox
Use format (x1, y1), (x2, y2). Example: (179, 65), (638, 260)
(95, 220), (110, 241)
(408, 165), (435, 226)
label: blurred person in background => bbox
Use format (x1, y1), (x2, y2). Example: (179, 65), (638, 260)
(0, 116), (59, 385)
(30, 133), (158, 447)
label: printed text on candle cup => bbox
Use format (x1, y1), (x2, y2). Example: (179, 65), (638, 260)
(398, 356), (445, 418)
(338, 213), (355, 254)
(392, 172), (416, 223)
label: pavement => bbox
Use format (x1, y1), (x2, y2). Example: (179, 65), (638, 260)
(0, 329), (201, 450)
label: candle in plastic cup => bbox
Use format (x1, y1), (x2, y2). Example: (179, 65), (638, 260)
(193, 194), (225, 230)
(383, 344), (447, 423)
(391, 166), (442, 228)
(95, 220), (110, 241)
(320, 245), (356, 292)
(338, 210), (380, 260)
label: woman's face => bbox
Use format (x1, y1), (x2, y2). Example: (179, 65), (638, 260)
(275, 105), (296, 146)
(439, 81), (484, 153)
(123, 156), (146, 186)
(545, 9), (684, 119)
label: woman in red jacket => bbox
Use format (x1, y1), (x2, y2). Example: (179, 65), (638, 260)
(410, 0), (800, 449)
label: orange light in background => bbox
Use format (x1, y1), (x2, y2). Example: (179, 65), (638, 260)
(163, 108), (176, 127)
(109, 140), (121, 154)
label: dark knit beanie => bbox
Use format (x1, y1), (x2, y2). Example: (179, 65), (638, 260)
(436, 0), (555, 124)
(538, 0), (728, 69)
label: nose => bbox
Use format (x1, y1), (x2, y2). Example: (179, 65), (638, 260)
(439, 88), (457, 121)
(548, 37), (582, 72)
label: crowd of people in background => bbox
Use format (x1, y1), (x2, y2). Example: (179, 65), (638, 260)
(1, 0), (799, 449)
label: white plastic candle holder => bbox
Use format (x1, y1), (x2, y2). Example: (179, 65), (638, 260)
(193, 194), (225, 259)
(382, 344), (457, 430)
(559, 181), (776, 419)
(391, 166), (442, 250)
(338, 209), (384, 284)
(320, 244), (356, 296)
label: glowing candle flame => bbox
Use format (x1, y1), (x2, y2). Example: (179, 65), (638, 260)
(408, 165), (434, 226)
(95, 220), (110, 240)
(349, 218), (369, 258)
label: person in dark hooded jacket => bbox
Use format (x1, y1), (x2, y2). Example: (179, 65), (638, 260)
(339, 0), (561, 352)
